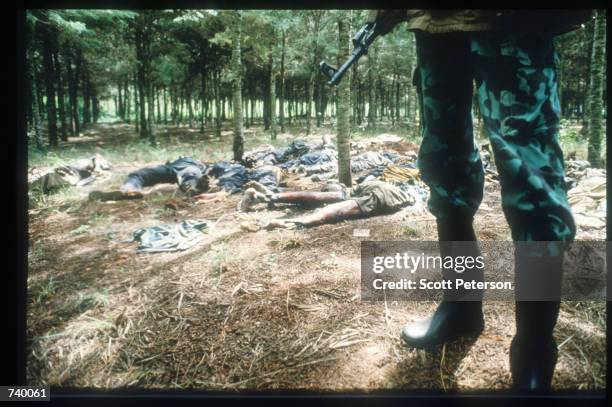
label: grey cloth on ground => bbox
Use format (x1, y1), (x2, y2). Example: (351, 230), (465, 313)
(351, 151), (394, 173)
(130, 219), (209, 253)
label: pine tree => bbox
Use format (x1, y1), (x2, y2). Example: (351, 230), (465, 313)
(231, 11), (244, 162)
(587, 10), (606, 167)
(336, 17), (352, 187)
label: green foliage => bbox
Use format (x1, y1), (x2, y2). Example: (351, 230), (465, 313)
(76, 289), (110, 310)
(69, 224), (91, 236)
(402, 225), (420, 238)
(32, 277), (58, 305)
(26, 9), (605, 151)
(559, 118), (581, 141)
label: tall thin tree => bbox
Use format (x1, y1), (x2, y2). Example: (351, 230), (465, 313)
(231, 11), (245, 162)
(587, 10), (606, 167)
(336, 17), (352, 187)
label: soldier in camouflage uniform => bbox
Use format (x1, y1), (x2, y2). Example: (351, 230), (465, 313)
(367, 10), (593, 390)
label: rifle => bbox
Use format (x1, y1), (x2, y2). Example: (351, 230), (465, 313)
(319, 23), (380, 86)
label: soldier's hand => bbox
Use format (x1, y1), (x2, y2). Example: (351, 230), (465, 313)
(366, 9), (407, 35)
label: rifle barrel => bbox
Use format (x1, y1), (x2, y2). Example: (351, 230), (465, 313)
(329, 46), (366, 85)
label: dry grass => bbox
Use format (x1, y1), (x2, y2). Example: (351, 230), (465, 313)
(26, 122), (606, 391)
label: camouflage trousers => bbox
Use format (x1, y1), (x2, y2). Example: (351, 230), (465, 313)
(414, 32), (576, 242)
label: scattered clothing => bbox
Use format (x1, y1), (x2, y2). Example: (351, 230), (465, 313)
(566, 163), (606, 232)
(210, 162), (281, 194)
(298, 149), (336, 166)
(351, 151), (394, 173)
(284, 139), (310, 159)
(243, 139), (311, 168)
(129, 219), (209, 253)
(249, 166), (282, 192)
(381, 164), (420, 183)
(356, 166), (388, 183)
(395, 182), (430, 211)
(211, 162), (249, 193)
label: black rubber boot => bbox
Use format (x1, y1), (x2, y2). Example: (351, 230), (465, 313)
(401, 301), (484, 348)
(511, 301), (560, 391)
(510, 245), (564, 391)
(401, 217), (484, 348)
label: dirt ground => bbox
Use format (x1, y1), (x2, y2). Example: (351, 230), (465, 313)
(26, 123), (606, 391)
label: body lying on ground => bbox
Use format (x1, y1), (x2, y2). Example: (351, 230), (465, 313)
(90, 135), (333, 201)
(89, 156), (281, 201)
(238, 179), (415, 229)
(122, 157), (208, 195)
(89, 156), (208, 200)
(30, 154), (112, 194)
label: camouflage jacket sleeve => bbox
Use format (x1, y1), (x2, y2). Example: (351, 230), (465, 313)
(404, 10), (594, 35)
(366, 10), (408, 35)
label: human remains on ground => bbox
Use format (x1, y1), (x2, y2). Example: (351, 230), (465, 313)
(238, 179), (415, 230)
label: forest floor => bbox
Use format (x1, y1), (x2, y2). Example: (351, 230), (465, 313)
(26, 121), (606, 391)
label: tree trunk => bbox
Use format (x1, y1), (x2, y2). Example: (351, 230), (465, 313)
(28, 21), (45, 151)
(336, 18), (352, 187)
(269, 45), (277, 140)
(287, 80), (292, 124)
(36, 71), (46, 122)
(231, 11), (244, 162)
(367, 46), (376, 130)
(155, 86), (161, 124)
(187, 85), (193, 128)
(306, 11), (322, 136)
(351, 59), (358, 129)
(316, 76), (324, 127)
(580, 19), (596, 135)
(263, 70), (270, 130)
(52, 36), (68, 141)
(41, 23), (58, 146)
(587, 10), (606, 167)
(144, 12), (155, 144)
(249, 79), (255, 127)
(395, 73), (401, 125)
(279, 29), (286, 133)
(82, 59), (92, 128)
(92, 86), (99, 123)
(66, 46), (79, 136)
(179, 88), (184, 124)
(135, 15), (147, 139)
(134, 70), (140, 133)
(200, 69), (206, 134)
(215, 69), (222, 137)
(125, 77), (131, 124)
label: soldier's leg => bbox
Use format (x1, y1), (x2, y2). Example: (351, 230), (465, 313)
(415, 33), (485, 224)
(401, 32), (484, 349)
(472, 32), (576, 390)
